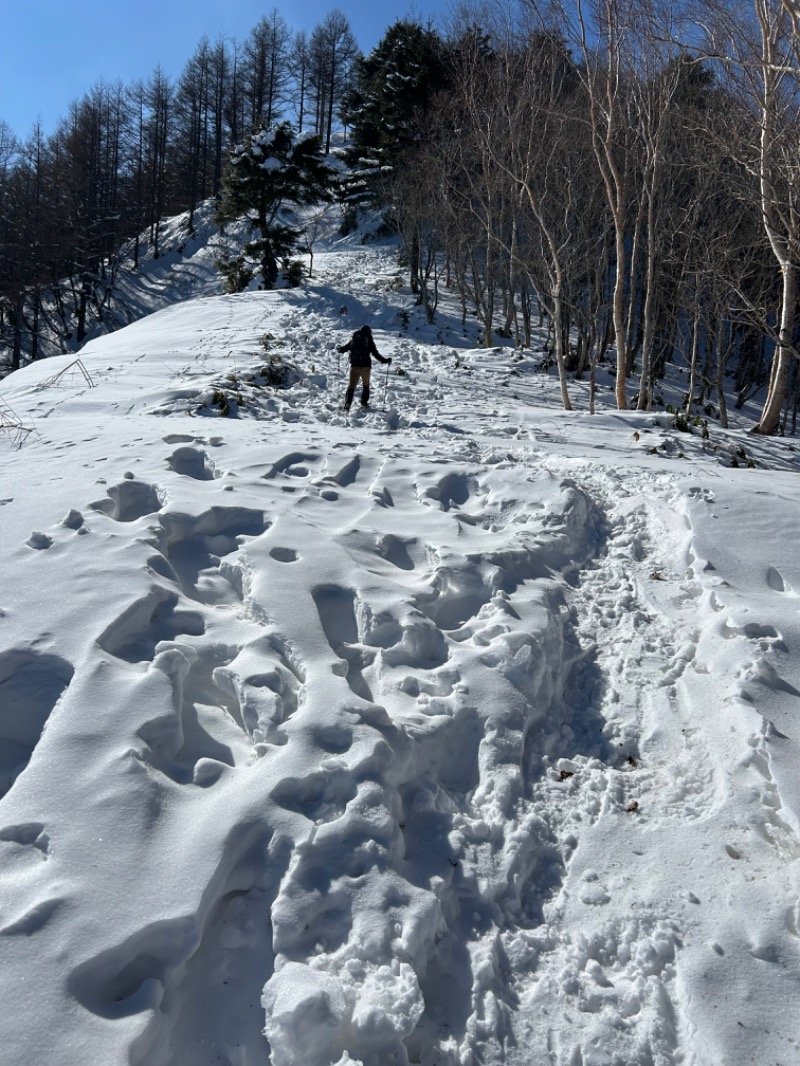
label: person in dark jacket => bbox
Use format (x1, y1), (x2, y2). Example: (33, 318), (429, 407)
(337, 325), (392, 410)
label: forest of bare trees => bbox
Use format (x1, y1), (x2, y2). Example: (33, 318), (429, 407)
(389, 0), (800, 433)
(3, 0), (800, 434)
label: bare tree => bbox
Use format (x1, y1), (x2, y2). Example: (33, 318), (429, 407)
(477, 33), (586, 406)
(243, 10), (292, 129)
(53, 83), (132, 341)
(752, 0), (800, 431)
(174, 37), (214, 225)
(567, 0), (638, 409)
(309, 11), (359, 153)
(626, 13), (693, 409)
(703, 0), (800, 432)
(290, 31), (312, 133)
(226, 38), (247, 147)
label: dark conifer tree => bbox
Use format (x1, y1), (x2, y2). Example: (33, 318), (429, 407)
(215, 121), (337, 288)
(344, 20), (450, 208)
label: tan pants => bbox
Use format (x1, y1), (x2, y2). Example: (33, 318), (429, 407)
(344, 365), (371, 408)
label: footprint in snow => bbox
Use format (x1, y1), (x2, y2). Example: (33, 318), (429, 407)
(0, 822), (50, 852)
(60, 509), (84, 530)
(152, 506), (268, 605)
(263, 450), (321, 480)
(766, 566), (793, 594)
(26, 531), (53, 550)
(90, 478), (162, 522)
(312, 584), (374, 703)
(270, 547), (298, 563)
(376, 534), (416, 571)
(0, 897), (63, 936)
(96, 588), (205, 664)
(0, 650), (74, 800)
(163, 434), (225, 446)
(166, 446), (217, 481)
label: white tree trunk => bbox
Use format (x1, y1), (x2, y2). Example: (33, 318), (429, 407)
(757, 263), (796, 433)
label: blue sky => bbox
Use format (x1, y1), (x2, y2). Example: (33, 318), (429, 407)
(1, 0), (451, 140)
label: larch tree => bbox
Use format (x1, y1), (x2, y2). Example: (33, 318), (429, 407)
(174, 36), (215, 226)
(243, 11), (292, 129)
(309, 11), (359, 153)
(0, 125), (30, 370)
(290, 31), (312, 133)
(142, 67), (174, 257)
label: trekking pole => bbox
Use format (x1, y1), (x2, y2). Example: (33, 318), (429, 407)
(382, 359), (390, 405)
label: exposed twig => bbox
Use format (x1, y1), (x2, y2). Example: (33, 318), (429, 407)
(34, 359), (95, 390)
(0, 396), (38, 447)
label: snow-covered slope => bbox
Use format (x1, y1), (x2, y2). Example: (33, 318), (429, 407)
(1, 228), (799, 1066)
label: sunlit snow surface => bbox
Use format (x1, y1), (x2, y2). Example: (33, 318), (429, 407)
(1, 218), (800, 1066)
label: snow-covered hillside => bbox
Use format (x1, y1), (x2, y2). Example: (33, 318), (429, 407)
(1, 222), (799, 1066)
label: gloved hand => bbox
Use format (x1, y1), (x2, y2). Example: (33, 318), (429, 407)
(387, 357), (393, 365)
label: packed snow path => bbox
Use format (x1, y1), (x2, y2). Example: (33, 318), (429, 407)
(1, 231), (800, 1066)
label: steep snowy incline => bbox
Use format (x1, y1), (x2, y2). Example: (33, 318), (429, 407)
(0, 231), (799, 1066)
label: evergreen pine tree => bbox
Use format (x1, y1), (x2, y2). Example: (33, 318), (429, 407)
(216, 121), (338, 289)
(343, 21), (450, 213)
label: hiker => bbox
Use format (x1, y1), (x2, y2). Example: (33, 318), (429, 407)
(337, 325), (391, 410)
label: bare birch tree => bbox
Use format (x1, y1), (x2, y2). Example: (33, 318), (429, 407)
(703, 0), (800, 432)
(569, 0), (638, 409)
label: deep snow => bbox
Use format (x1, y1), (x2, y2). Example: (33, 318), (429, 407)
(1, 212), (800, 1066)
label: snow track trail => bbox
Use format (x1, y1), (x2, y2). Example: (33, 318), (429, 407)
(1, 228), (800, 1066)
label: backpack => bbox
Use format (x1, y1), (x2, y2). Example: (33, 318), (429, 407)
(349, 327), (371, 365)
